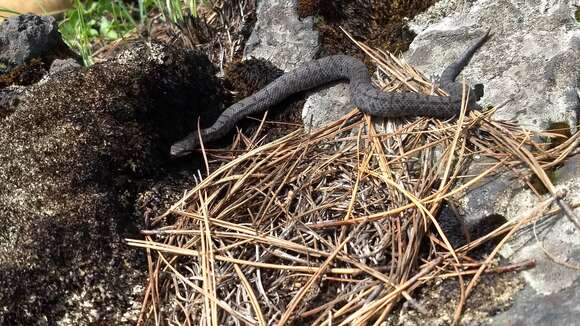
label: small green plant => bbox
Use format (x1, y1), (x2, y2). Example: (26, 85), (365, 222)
(60, 0), (150, 65)
(59, 0), (202, 66)
(156, 0), (200, 23)
(59, 1), (92, 65)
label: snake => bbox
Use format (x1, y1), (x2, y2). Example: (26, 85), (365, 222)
(170, 30), (489, 157)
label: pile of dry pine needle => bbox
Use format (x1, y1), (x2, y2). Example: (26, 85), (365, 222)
(128, 35), (580, 325)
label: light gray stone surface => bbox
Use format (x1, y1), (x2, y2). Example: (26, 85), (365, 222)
(302, 83), (352, 132)
(493, 277), (580, 325)
(489, 154), (580, 324)
(407, 0), (580, 323)
(243, 0), (319, 72)
(49, 58), (82, 74)
(501, 162), (580, 296)
(408, 0), (580, 132)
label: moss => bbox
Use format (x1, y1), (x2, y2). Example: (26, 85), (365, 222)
(297, 0), (320, 18)
(302, 0), (438, 62)
(0, 42), (225, 323)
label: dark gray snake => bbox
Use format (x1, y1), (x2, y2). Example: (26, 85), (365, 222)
(171, 30), (489, 157)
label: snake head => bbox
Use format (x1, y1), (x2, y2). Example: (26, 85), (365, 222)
(170, 134), (199, 158)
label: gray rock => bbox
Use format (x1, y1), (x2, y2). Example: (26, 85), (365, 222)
(302, 83), (352, 132)
(457, 156), (526, 226)
(407, 0), (479, 34)
(492, 274), (580, 325)
(243, 0), (319, 72)
(407, 0), (580, 323)
(407, 0), (579, 132)
(49, 58), (82, 74)
(0, 14), (61, 66)
(493, 155), (580, 298)
(406, 1), (579, 217)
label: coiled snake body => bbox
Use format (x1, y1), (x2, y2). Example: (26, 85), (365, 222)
(171, 31), (489, 157)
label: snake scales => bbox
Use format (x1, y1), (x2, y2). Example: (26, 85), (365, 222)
(171, 30), (489, 157)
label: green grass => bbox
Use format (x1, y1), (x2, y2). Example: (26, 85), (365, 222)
(0, 7), (22, 19)
(59, 0), (202, 66)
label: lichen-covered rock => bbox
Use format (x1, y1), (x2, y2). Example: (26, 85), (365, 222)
(0, 42), (226, 324)
(241, 0), (342, 131)
(492, 277), (580, 325)
(244, 0), (319, 72)
(408, 0), (579, 132)
(242, 0), (326, 130)
(407, 0), (580, 323)
(302, 83), (352, 131)
(49, 58), (82, 74)
(0, 14), (76, 68)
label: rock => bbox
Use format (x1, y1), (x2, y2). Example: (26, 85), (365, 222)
(490, 154), (580, 323)
(49, 58), (82, 74)
(407, 0), (579, 132)
(0, 42), (226, 324)
(406, 0), (580, 323)
(302, 83), (352, 131)
(243, 0), (319, 72)
(407, 0), (479, 33)
(243, 0), (354, 131)
(492, 277), (580, 325)
(457, 156), (526, 226)
(0, 14), (59, 66)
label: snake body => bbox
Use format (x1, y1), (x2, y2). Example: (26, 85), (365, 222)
(171, 31), (489, 157)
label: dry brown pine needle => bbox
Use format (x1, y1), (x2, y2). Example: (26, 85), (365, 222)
(128, 30), (580, 326)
